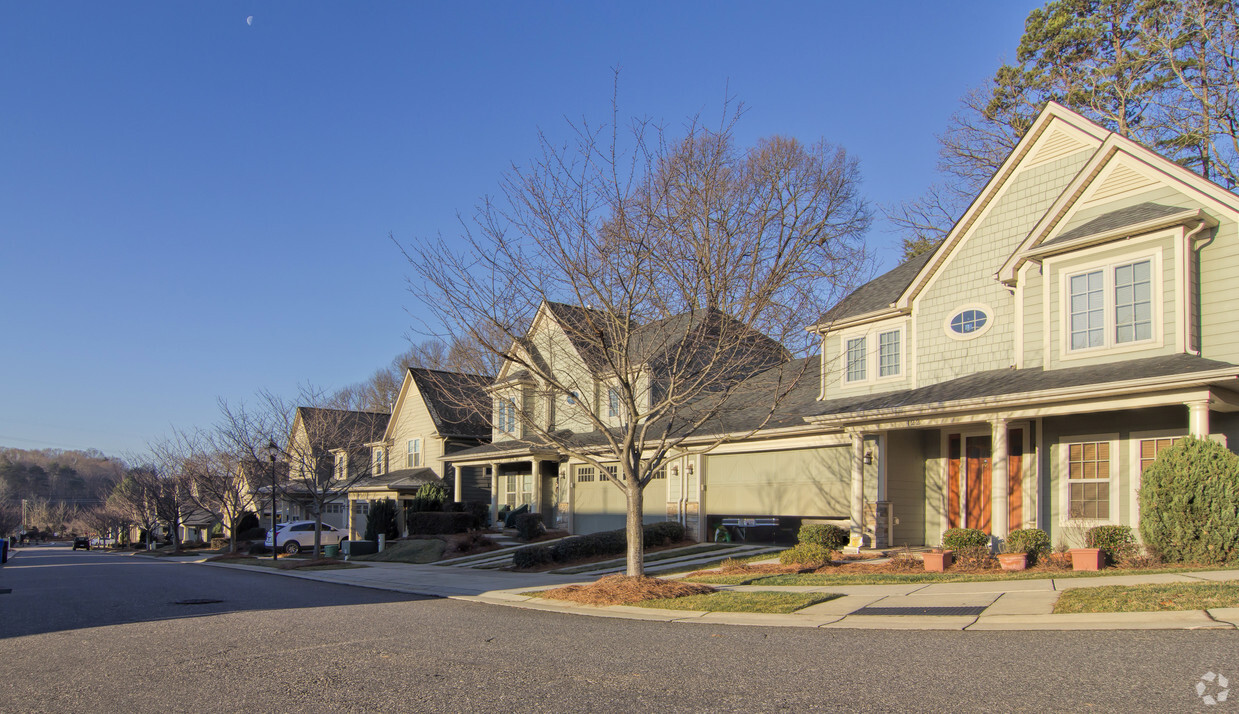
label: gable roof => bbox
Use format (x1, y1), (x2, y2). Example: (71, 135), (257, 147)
(542, 301), (613, 374)
(1040, 202), (1189, 248)
(294, 407), (390, 451)
(812, 250), (935, 328)
(407, 367), (492, 439)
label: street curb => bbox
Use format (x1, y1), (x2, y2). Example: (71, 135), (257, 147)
(194, 560), (1239, 632)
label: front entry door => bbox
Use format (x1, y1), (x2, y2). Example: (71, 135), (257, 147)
(965, 436), (992, 534)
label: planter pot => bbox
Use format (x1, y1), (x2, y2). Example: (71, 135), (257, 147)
(1070, 547), (1105, 571)
(997, 552), (1028, 571)
(923, 550), (953, 572)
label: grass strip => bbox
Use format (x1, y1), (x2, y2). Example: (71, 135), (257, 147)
(352, 539), (445, 564)
(638, 591), (841, 614)
(1053, 580), (1239, 614)
(688, 563), (1239, 587)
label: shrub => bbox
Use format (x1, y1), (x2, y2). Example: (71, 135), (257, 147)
(406, 511), (476, 535)
(464, 501), (490, 528)
(514, 513), (545, 541)
(1086, 525), (1137, 565)
(798, 523), (849, 550)
(942, 528), (990, 551)
(954, 545), (996, 569)
(366, 498), (400, 541)
(237, 526), (267, 541)
(644, 521), (686, 546)
(1140, 437), (1239, 565)
(409, 482), (450, 512)
(513, 544), (554, 568)
(209, 537), (231, 551)
(778, 543), (833, 567)
(1004, 528), (1051, 563)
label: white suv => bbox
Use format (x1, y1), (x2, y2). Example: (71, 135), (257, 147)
(265, 521), (345, 555)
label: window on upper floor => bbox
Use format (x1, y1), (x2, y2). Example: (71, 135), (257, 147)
(566, 390), (579, 406)
(1065, 256), (1157, 354)
(843, 328), (903, 384)
(334, 454), (344, 480)
(372, 449), (384, 476)
(607, 388), (620, 418)
(407, 438), (421, 468)
(497, 399), (517, 434)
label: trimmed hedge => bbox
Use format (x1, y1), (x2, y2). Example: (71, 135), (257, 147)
(778, 543), (832, 567)
(511, 521), (687, 568)
(798, 524), (849, 550)
(406, 511), (477, 535)
(1140, 437), (1239, 565)
(366, 498), (400, 541)
(1086, 525), (1137, 564)
(942, 528), (990, 551)
(237, 526), (267, 541)
(1004, 528), (1051, 563)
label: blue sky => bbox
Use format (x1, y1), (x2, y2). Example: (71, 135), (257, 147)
(0, 2), (1040, 457)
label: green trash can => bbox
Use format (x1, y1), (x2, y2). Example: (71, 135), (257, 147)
(324, 544), (340, 558)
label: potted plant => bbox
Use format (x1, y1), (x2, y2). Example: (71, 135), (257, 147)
(922, 548), (953, 572)
(1069, 547), (1105, 571)
(1002, 528), (1051, 571)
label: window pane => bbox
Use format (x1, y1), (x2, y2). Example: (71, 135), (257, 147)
(846, 337), (867, 381)
(879, 331), (900, 377)
(1115, 259), (1152, 344)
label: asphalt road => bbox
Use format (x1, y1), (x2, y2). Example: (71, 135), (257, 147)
(1, 546), (1236, 713)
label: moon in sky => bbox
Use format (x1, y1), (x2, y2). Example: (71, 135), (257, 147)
(246, 16), (253, 26)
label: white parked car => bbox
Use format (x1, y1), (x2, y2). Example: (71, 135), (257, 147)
(265, 521), (346, 555)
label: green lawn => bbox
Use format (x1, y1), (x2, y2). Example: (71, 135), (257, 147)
(351, 539), (445, 564)
(1053, 581), (1239, 613)
(637, 591), (841, 614)
(688, 563), (1239, 587)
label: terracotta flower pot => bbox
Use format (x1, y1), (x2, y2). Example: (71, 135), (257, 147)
(997, 552), (1028, 571)
(923, 550), (953, 572)
(1070, 547), (1105, 571)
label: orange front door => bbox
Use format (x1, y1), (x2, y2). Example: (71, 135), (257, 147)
(965, 435), (992, 534)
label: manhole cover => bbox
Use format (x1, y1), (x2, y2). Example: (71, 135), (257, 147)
(852, 606), (987, 617)
(172, 598), (223, 605)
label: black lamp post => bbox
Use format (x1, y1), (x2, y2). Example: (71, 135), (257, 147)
(266, 439), (279, 562)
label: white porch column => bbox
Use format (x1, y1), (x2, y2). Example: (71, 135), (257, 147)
(1188, 399), (1211, 438)
(991, 418), (1010, 541)
(489, 463), (500, 528)
(530, 457), (542, 518)
(846, 431), (866, 553)
(453, 465), (463, 503)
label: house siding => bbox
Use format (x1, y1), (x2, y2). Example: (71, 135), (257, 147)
(702, 447), (851, 519)
(389, 381), (446, 475)
(915, 152), (1092, 386)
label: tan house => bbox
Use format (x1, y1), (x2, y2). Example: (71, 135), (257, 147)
(449, 102), (1239, 550)
(346, 367), (490, 538)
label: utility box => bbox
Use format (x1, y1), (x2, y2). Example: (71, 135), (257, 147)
(342, 540), (377, 558)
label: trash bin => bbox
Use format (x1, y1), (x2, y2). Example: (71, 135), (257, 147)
(324, 544), (339, 558)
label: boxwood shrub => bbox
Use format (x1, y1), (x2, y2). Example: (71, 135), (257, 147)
(942, 527), (990, 551)
(1085, 525), (1137, 564)
(1004, 528), (1051, 563)
(514, 513), (544, 541)
(798, 524), (849, 550)
(778, 543), (832, 567)
(1140, 437), (1239, 565)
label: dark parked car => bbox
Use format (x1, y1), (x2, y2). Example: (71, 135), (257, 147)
(72, 536), (90, 550)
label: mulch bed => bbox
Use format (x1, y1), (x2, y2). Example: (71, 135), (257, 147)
(537, 574), (715, 606)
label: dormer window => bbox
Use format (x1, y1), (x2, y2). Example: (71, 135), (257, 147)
(372, 448), (384, 476)
(842, 326), (903, 384)
(498, 399), (517, 434)
(1063, 254), (1157, 355)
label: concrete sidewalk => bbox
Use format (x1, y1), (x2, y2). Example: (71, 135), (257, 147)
(197, 556), (1239, 631)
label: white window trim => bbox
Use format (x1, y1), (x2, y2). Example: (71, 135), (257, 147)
(1056, 246), (1164, 361)
(942, 303), (996, 341)
(1128, 428), (1188, 533)
(1058, 433), (1120, 526)
(407, 438), (421, 468)
(838, 324), (906, 385)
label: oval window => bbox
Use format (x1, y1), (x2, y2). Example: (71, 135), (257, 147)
(950, 309), (987, 335)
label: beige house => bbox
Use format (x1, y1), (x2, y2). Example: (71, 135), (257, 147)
(448, 102), (1239, 550)
(346, 367), (490, 538)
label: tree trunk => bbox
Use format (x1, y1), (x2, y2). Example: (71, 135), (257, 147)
(313, 511), (323, 558)
(624, 482), (644, 577)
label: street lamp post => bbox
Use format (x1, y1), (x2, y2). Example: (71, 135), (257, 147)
(266, 439), (279, 563)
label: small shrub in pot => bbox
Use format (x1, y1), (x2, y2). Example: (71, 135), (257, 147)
(1085, 525), (1137, 565)
(1004, 528), (1051, 564)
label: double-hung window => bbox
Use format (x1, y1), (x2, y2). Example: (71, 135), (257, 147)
(372, 449), (384, 476)
(1066, 256), (1155, 353)
(845, 337), (867, 382)
(1064, 438), (1116, 521)
(878, 330), (900, 377)
(407, 439), (420, 468)
(607, 388), (620, 418)
(497, 399), (517, 434)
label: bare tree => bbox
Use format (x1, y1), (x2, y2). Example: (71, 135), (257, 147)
(332, 334), (506, 413)
(178, 424), (258, 554)
(401, 91), (870, 576)
(107, 467), (161, 549)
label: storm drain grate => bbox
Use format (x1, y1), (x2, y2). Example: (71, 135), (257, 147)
(172, 598), (223, 605)
(852, 606), (987, 617)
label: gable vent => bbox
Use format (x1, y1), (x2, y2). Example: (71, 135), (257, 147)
(1082, 161), (1157, 205)
(1026, 127), (1091, 167)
